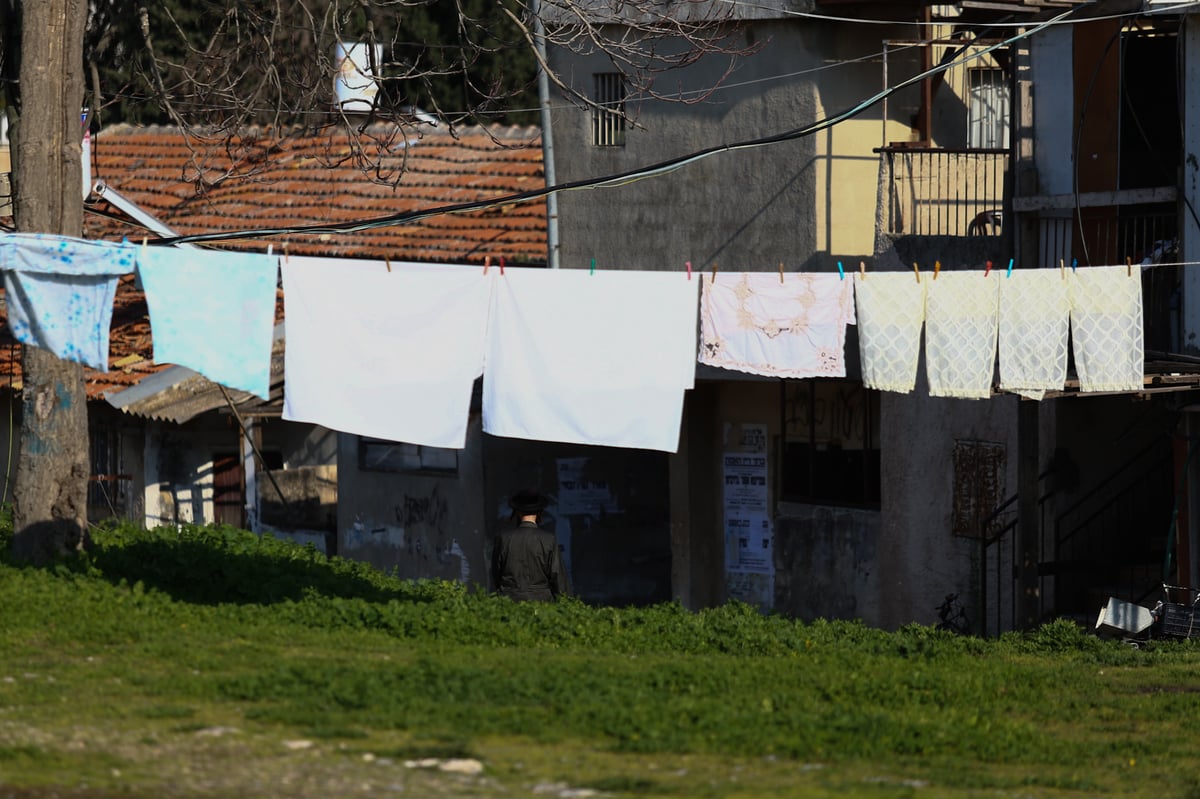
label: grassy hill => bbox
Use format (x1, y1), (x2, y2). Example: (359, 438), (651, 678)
(2, 522), (1198, 798)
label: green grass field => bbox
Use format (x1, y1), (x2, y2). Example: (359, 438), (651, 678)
(3, 522), (1200, 798)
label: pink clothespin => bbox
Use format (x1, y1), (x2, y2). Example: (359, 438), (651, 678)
(686, 260), (692, 280)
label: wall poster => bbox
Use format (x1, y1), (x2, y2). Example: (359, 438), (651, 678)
(722, 452), (773, 577)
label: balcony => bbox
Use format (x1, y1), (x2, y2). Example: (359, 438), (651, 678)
(877, 145), (1009, 239)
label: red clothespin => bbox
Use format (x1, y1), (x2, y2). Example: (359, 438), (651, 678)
(499, 256), (506, 276)
(483, 255), (492, 275)
(984, 260), (993, 277)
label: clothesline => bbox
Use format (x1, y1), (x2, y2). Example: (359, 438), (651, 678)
(0, 232), (1159, 454)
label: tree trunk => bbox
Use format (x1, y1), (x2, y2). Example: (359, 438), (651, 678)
(9, 0), (90, 563)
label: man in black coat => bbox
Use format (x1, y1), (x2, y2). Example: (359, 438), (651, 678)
(491, 490), (571, 601)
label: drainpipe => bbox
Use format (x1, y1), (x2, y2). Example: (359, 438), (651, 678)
(532, 0), (560, 269)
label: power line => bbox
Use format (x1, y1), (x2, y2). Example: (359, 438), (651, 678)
(153, 3), (1092, 248)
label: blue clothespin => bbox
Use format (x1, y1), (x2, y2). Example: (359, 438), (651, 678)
(1006, 258), (1014, 278)
(1071, 258), (1078, 272)
(836, 261), (845, 281)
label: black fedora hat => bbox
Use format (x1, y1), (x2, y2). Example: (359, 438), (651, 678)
(509, 489), (548, 514)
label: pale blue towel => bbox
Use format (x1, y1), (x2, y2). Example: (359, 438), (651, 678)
(1, 233), (138, 371)
(137, 247), (279, 398)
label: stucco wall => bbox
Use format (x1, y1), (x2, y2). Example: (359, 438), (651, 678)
(774, 502), (880, 621)
(547, 19), (918, 272)
(336, 416), (487, 584)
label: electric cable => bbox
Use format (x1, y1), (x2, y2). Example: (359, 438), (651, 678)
(152, 3), (1094, 248)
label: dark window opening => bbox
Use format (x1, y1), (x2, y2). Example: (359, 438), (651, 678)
(780, 380), (880, 508)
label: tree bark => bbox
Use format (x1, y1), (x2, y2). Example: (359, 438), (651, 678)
(9, 0), (90, 563)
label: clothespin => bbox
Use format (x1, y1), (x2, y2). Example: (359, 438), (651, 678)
(859, 261), (866, 279)
(590, 257), (596, 276)
(912, 262), (920, 283)
(282, 242), (289, 264)
(985, 260), (993, 277)
(267, 244), (273, 256)
(779, 261), (785, 284)
(837, 261), (845, 281)
(685, 260), (692, 280)
(483, 255), (492, 275)
(1126, 256), (1132, 277)
(499, 256), (506, 276)
(1071, 258), (1078, 272)
(1006, 258), (1014, 278)
(1060, 258), (1065, 280)
(711, 262), (718, 281)
(385, 257), (392, 273)
(141, 237), (147, 252)
(933, 260), (941, 281)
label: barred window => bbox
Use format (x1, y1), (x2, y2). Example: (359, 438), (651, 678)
(592, 73), (626, 147)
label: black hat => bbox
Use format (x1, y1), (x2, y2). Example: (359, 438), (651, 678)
(509, 489), (548, 514)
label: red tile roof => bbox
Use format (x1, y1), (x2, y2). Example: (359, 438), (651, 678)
(1, 122), (547, 401)
(84, 123), (547, 264)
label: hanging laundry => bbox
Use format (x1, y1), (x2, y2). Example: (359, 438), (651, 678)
(282, 256), (494, 449)
(137, 247), (279, 399)
(1068, 265), (1143, 393)
(699, 272), (856, 378)
(853, 272), (925, 393)
(924, 271), (999, 399)
(1, 232), (137, 371)
(998, 270), (1070, 400)
(484, 268), (699, 453)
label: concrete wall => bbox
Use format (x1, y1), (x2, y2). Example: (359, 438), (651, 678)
(547, 18), (917, 272)
(775, 502), (880, 621)
(336, 416), (488, 583)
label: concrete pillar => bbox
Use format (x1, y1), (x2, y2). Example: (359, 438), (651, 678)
(1182, 16), (1200, 354)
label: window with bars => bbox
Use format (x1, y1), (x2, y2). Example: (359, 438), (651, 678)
(359, 437), (458, 474)
(967, 67), (1010, 149)
(592, 73), (626, 147)
(89, 424), (129, 518)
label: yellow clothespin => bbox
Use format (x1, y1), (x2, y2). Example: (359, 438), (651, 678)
(933, 260), (941, 281)
(778, 261), (785, 284)
(912, 262), (920, 283)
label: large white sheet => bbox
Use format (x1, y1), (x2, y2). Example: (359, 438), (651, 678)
(483, 268), (699, 453)
(282, 256), (493, 449)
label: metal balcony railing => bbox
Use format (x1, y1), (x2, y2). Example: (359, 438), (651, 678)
(878, 146), (1009, 238)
